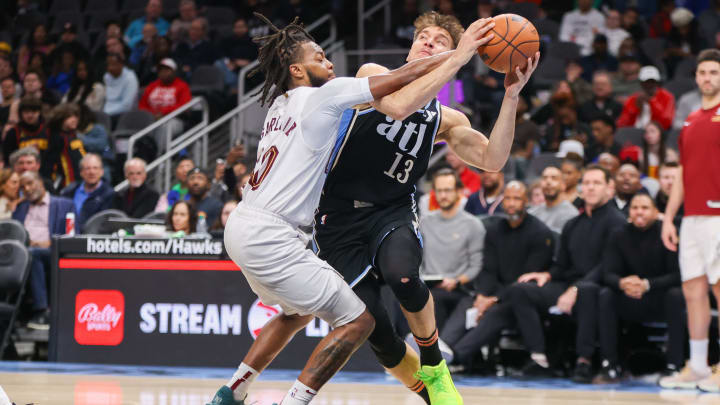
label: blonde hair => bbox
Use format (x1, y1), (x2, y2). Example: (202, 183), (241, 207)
(413, 11), (464, 48)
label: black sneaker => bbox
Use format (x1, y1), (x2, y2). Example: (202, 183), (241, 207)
(27, 310), (50, 330)
(572, 361), (593, 384)
(594, 360), (621, 384)
(519, 360), (555, 378)
(660, 364), (680, 377)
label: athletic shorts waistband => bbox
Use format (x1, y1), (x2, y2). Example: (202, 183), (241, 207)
(236, 202), (297, 228)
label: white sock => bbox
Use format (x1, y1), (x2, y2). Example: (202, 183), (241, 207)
(280, 380), (317, 405)
(690, 339), (710, 374)
(225, 363), (258, 401)
(531, 352), (549, 368)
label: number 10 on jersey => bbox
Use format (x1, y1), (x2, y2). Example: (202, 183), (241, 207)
(384, 152), (414, 184)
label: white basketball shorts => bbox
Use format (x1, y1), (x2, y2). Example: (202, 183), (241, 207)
(224, 203), (366, 328)
(679, 216), (720, 284)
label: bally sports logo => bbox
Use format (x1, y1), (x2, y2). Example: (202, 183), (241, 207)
(247, 298), (331, 340)
(74, 290), (125, 346)
(247, 298), (282, 339)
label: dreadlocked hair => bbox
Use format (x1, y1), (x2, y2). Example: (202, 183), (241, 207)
(249, 13), (316, 106)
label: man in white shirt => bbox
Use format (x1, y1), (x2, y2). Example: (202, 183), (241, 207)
(529, 166), (579, 233)
(559, 0), (606, 56)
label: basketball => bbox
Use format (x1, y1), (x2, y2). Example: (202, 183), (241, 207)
(478, 14), (540, 74)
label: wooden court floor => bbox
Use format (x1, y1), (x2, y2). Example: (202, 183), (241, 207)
(4, 371), (720, 405)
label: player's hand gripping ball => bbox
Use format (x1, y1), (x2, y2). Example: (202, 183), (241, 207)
(477, 14), (540, 73)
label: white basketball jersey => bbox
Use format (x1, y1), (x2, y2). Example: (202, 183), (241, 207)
(241, 77), (373, 227)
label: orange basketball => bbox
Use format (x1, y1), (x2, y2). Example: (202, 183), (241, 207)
(477, 14), (540, 74)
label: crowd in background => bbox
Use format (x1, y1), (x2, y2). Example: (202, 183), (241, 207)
(1, 0), (720, 386)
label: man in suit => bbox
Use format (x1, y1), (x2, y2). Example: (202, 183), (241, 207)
(13, 170), (75, 329)
(113, 157), (159, 218)
(60, 153), (115, 232)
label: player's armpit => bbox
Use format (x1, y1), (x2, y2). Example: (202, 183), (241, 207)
(437, 106), (491, 170)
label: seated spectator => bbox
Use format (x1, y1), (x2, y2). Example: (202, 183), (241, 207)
(507, 165), (626, 381)
(655, 161), (683, 220)
(509, 95), (539, 180)
(166, 200), (197, 234)
(187, 167), (223, 227)
(129, 23), (158, 68)
(617, 66), (675, 130)
(530, 166), (580, 233)
(76, 104), (111, 182)
(49, 22), (89, 64)
(612, 163), (643, 216)
(664, 8), (706, 79)
(532, 80), (575, 130)
(566, 60), (593, 106)
(113, 158), (159, 218)
(545, 102), (591, 153)
(579, 35), (618, 82)
(174, 17), (218, 77)
(0, 169), (21, 219)
(640, 121), (678, 179)
(1, 76), (18, 132)
(47, 103), (86, 188)
(8, 147), (49, 188)
(561, 153), (585, 209)
(156, 157), (194, 212)
(93, 36), (131, 82)
(442, 182), (555, 371)
(529, 180), (545, 207)
(698, 0), (720, 48)
(16, 69), (59, 118)
(602, 9), (630, 57)
(137, 36), (173, 86)
(589, 193), (684, 381)
(215, 16), (259, 88)
(13, 170), (75, 329)
(45, 49), (76, 97)
(60, 153), (114, 232)
(585, 114), (622, 162)
(465, 170), (504, 217)
(559, 0), (605, 56)
(446, 149), (481, 196)
(209, 158), (229, 202)
(418, 149), (478, 216)
(3, 97), (50, 171)
(419, 168), (485, 329)
(621, 9), (648, 43)
(61, 60), (105, 111)
(103, 53), (139, 117)
(125, 0), (170, 49)
(138, 58), (191, 136)
(673, 89), (702, 130)
(649, 0), (675, 39)
(210, 199), (238, 237)
(16, 24), (54, 78)
(578, 71), (623, 123)
(612, 55), (642, 104)
(598, 152), (621, 178)
(169, 0), (198, 45)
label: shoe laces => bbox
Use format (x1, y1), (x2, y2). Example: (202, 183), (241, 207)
(415, 368), (451, 394)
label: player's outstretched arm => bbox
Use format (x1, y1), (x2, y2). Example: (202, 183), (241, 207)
(360, 18), (496, 120)
(437, 52), (540, 172)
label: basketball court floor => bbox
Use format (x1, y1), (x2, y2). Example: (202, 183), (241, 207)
(2, 362), (719, 405)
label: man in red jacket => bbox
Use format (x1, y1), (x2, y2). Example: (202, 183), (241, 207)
(139, 58), (192, 117)
(139, 58), (191, 142)
(616, 65), (675, 130)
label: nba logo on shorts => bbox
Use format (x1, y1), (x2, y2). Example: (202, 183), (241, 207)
(74, 289), (125, 346)
(247, 298), (282, 339)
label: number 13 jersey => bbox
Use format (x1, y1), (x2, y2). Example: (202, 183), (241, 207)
(321, 99), (442, 206)
(240, 77), (373, 227)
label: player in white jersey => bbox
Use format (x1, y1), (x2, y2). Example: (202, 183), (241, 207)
(207, 14), (492, 405)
